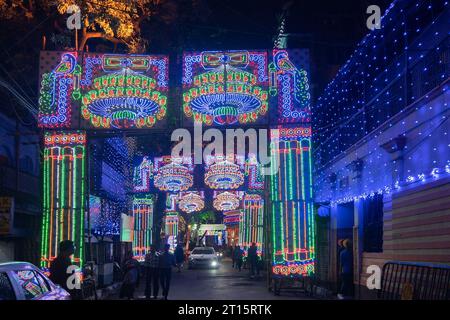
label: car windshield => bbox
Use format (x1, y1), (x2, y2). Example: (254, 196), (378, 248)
(192, 248), (214, 255)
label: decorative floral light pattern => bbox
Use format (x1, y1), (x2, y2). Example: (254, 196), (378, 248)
(154, 163), (193, 192)
(154, 156), (194, 192)
(182, 51), (268, 125)
(205, 160), (244, 189)
(80, 55), (168, 129)
(178, 192), (205, 213)
(213, 191), (243, 211)
(38, 52), (78, 128)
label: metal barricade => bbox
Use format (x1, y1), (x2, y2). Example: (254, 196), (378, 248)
(379, 261), (450, 300)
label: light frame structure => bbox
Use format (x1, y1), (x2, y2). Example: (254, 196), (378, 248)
(132, 195), (154, 261)
(40, 131), (86, 268)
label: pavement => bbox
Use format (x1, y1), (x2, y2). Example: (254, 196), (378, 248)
(105, 258), (314, 300)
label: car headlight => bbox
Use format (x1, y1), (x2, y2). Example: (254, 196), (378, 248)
(211, 261), (218, 267)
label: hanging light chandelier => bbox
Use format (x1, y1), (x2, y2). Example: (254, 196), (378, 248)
(178, 192), (205, 213)
(213, 191), (242, 211)
(205, 160), (244, 189)
(154, 162), (193, 192)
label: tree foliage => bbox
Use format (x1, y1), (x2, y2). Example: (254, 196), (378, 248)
(0, 0), (177, 53)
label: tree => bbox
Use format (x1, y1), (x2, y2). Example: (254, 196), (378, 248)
(0, 0), (178, 53)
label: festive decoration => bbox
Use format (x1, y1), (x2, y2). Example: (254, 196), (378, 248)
(79, 54), (168, 129)
(269, 49), (311, 123)
(239, 194), (264, 255)
(154, 156), (194, 192)
(223, 210), (241, 225)
(205, 160), (244, 189)
(38, 52), (169, 129)
(40, 131), (86, 268)
(213, 191), (244, 211)
(178, 191), (205, 213)
(245, 154), (265, 189)
(182, 51), (269, 125)
(38, 52), (79, 128)
(132, 195), (154, 261)
(89, 196), (121, 236)
(164, 211), (179, 251)
(270, 125), (315, 277)
(133, 156), (153, 192)
(313, 0), (449, 205)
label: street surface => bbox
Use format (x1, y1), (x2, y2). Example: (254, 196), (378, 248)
(108, 258), (312, 300)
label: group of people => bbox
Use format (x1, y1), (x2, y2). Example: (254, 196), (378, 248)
(120, 243), (185, 300)
(231, 242), (261, 277)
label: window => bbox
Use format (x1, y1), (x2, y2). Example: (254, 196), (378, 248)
(192, 248), (215, 255)
(0, 272), (16, 300)
(35, 272), (50, 294)
(13, 270), (47, 300)
(363, 193), (384, 252)
(19, 156), (34, 175)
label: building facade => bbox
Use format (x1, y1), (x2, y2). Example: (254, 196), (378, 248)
(0, 112), (40, 263)
(313, 0), (449, 297)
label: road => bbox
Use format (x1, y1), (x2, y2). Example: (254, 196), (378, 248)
(108, 258), (313, 300)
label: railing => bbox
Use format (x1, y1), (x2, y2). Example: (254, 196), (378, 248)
(379, 261), (450, 300)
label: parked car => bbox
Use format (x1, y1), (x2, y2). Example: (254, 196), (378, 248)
(188, 247), (220, 269)
(0, 262), (71, 300)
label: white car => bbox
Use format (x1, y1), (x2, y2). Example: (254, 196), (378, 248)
(188, 247), (220, 269)
(0, 262), (71, 300)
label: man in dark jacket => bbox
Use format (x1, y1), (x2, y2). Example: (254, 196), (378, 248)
(49, 240), (78, 298)
(338, 239), (354, 299)
(159, 244), (176, 300)
(234, 245), (244, 271)
(247, 242), (259, 278)
(174, 244), (184, 273)
(144, 245), (160, 299)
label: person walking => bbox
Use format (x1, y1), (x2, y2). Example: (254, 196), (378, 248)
(338, 239), (354, 299)
(174, 244), (184, 273)
(231, 245), (237, 268)
(119, 251), (140, 300)
(50, 240), (80, 299)
(234, 245), (243, 272)
(159, 244), (176, 300)
(247, 242), (259, 278)
(144, 245), (160, 299)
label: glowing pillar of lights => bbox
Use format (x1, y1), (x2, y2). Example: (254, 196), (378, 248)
(270, 126), (315, 277)
(164, 211), (179, 251)
(41, 131), (86, 269)
(239, 194), (264, 255)
(132, 195), (154, 261)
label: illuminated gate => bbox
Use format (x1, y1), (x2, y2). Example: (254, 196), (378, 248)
(37, 49), (315, 282)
